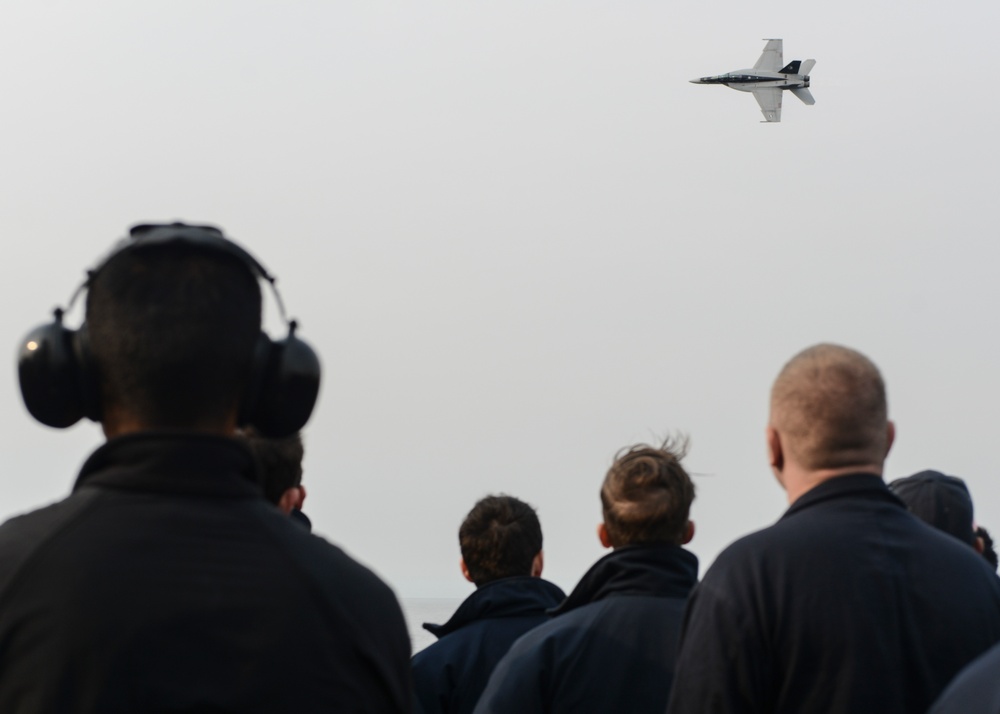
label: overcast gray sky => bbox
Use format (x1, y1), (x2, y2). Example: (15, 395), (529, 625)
(2, 1), (999, 598)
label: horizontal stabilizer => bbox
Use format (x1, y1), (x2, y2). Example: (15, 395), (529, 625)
(791, 87), (815, 105)
(799, 59), (816, 76)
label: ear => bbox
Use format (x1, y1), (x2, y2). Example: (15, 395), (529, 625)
(531, 551), (544, 578)
(460, 558), (474, 584)
(766, 425), (784, 474)
(276, 486), (305, 516)
(682, 520), (695, 545)
(975, 536), (986, 555)
(597, 523), (613, 549)
(885, 420), (896, 457)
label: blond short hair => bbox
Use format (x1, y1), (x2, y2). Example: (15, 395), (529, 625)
(601, 438), (695, 546)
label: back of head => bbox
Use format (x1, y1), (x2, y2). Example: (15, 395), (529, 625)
(241, 427), (305, 504)
(976, 526), (998, 571)
(888, 470), (975, 546)
(459, 495), (542, 587)
(601, 438), (695, 547)
(86, 242), (262, 430)
(770, 343), (888, 471)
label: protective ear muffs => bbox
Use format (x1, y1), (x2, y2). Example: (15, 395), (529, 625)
(18, 310), (90, 428)
(238, 322), (322, 438)
(18, 223), (321, 438)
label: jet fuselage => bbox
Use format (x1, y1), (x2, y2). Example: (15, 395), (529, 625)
(690, 70), (810, 93)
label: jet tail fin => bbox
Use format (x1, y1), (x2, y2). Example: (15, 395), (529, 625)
(791, 87), (815, 105)
(799, 59), (816, 75)
(778, 60), (801, 74)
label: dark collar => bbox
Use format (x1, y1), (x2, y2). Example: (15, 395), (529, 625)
(783, 472), (904, 519)
(74, 432), (263, 499)
(551, 544), (698, 616)
(423, 577), (566, 639)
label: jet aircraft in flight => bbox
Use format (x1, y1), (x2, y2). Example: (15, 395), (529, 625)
(690, 39), (815, 122)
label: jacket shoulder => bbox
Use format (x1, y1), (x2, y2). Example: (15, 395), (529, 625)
(930, 641), (1000, 713)
(251, 511), (410, 650)
(249, 508), (413, 710)
(260, 513), (400, 609)
(702, 524), (779, 578)
(0, 491), (102, 599)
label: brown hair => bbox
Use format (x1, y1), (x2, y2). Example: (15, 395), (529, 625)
(770, 343), (888, 470)
(459, 495), (542, 587)
(601, 438), (695, 547)
(241, 427), (304, 505)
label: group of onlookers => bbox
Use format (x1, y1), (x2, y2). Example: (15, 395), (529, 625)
(1, 223), (998, 713)
(415, 344), (1000, 714)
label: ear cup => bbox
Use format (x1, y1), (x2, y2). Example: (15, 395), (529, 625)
(243, 328), (321, 438)
(18, 317), (87, 428)
(21, 224), (322, 434)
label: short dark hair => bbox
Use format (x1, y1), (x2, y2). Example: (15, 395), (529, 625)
(459, 495), (542, 587)
(601, 438), (695, 546)
(86, 244), (262, 428)
(977, 526), (998, 571)
(888, 471), (975, 546)
(241, 428), (304, 504)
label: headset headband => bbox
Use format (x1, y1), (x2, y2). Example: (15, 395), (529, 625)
(63, 222), (291, 327)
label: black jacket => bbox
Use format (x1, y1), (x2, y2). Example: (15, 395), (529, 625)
(929, 640), (1000, 714)
(0, 433), (412, 713)
(473, 544), (698, 714)
(411, 577), (566, 714)
(667, 474), (1000, 714)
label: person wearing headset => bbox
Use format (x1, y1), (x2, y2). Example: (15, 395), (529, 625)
(3, 223), (411, 713)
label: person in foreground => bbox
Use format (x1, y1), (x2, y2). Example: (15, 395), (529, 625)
(2, 223), (411, 713)
(474, 440), (699, 714)
(412, 495), (565, 714)
(666, 343), (1000, 714)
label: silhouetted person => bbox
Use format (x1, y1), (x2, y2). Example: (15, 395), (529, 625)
(976, 526), (998, 571)
(0, 224), (411, 712)
(475, 440), (699, 714)
(889, 470), (978, 545)
(667, 344), (1000, 714)
(411, 495), (564, 714)
(888, 471), (998, 570)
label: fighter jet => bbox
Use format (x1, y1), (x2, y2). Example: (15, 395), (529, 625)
(690, 39), (815, 122)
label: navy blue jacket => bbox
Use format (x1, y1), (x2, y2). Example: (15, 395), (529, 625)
(412, 576), (565, 714)
(473, 544), (699, 714)
(929, 640), (1000, 714)
(667, 474), (1000, 714)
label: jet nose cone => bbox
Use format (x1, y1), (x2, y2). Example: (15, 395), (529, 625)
(690, 78), (704, 84)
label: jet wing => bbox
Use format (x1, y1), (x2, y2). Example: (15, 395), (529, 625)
(753, 88), (782, 122)
(753, 39), (783, 72)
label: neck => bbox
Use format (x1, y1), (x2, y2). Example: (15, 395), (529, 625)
(784, 464), (884, 505)
(101, 407), (238, 440)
